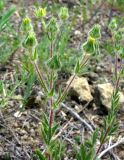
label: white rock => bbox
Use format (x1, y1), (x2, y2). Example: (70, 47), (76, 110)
(74, 30), (82, 36)
(118, 92), (124, 111)
(96, 83), (113, 109)
(14, 111), (22, 118)
(67, 76), (93, 103)
(96, 83), (124, 110)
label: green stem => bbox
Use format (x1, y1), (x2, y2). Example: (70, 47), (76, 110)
(48, 39), (54, 160)
(49, 41), (54, 128)
(80, 54), (90, 68)
(28, 48), (48, 93)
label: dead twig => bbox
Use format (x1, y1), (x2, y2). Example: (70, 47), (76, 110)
(98, 137), (124, 159)
(60, 103), (94, 132)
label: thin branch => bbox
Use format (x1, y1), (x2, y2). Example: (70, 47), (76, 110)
(60, 103), (94, 132)
(98, 137), (124, 159)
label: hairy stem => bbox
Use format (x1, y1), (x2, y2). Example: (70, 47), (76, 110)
(48, 39), (54, 160)
(49, 41), (54, 127)
(28, 49), (48, 93)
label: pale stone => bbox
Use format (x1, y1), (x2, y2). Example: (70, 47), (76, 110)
(96, 83), (124, 110)
(67, 76), (93, 103)
(96, 83), (113, 109)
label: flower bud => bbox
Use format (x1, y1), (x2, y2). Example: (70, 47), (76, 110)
(82, 36), (95, 53)
(109, 18), (117, 31)
(47, 17), (58, 40)
(59, 7), (69, 21)
(21, 17), (33, 32)
(23, 32), (37, 48)
(34, 7), (46, 18)
(89, 24), (101, 39)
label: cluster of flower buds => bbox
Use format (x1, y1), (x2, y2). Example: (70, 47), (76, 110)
(21, 6), (69, 47)
(83, 24), (101, 53)
(21, 16), (37, 49)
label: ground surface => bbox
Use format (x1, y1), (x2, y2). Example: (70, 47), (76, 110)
(0, 0), (124, 160)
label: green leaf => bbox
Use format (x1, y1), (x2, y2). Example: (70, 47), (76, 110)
(35, 149), (46, 160)
(48, 125), (52, 143)
(74, 60), (80, 74)
(92, 129), (99, 145)
(32, 48), (38, 61)
(51, 123), (59, 136)
(80, 144), (86, 160)
(49, 139), (65, 160)
(0, 6), (16, 31)
(48, 88), (54, 97)
(47, 55), (61, 70)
